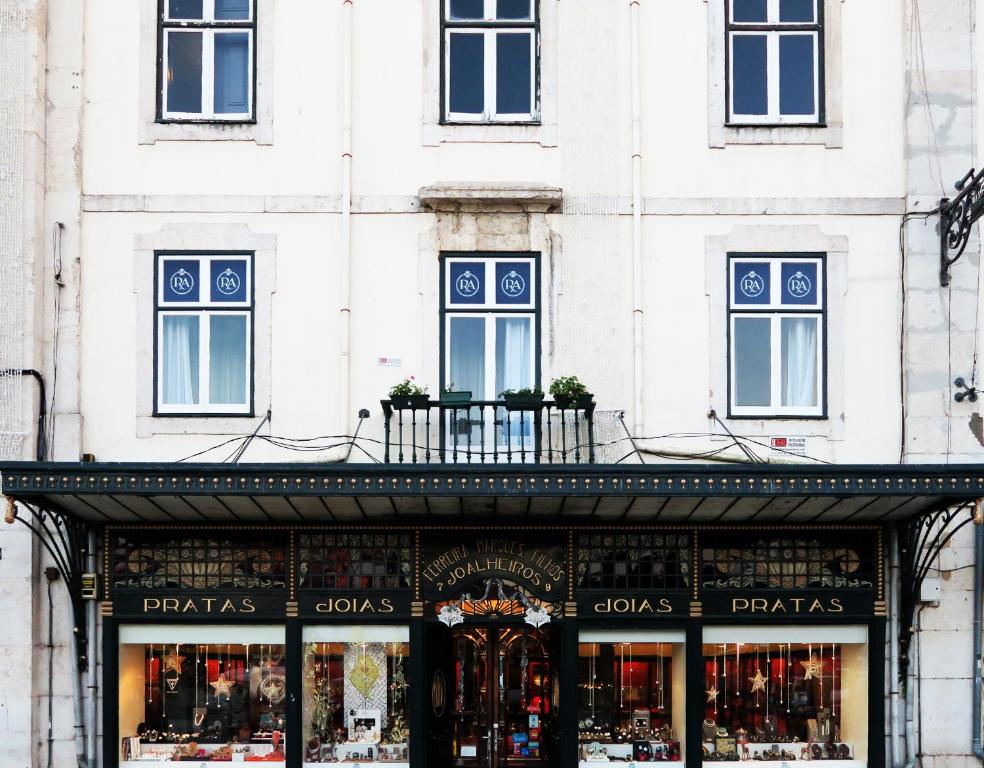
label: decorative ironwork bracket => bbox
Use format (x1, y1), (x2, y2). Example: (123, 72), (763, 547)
(940, 168), (984, 286)
(897, 502), (976, 690)
(5, 499), (92, 668)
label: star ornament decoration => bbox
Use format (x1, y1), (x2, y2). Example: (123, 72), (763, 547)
(749, 669), (768, 693)
(705, 686), (719, 703)
(801, 656), (822, 681)
(210, 673), (235, 701)
(163, 651), (185, 676)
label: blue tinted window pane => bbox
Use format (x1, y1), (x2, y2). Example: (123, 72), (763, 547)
(448, 262), (485, 304)
(734, 317), (771, 407)
(496, 33), (531, 114)
(214, 33), (250, 114)
(780, 0), (815, 22)
(779, 34), (815, 115)
(732, 262), (770, 305)
(496, 0), (531, 19)
(450, 317), (486, 398)
(162, 316), (200, 405)
(166, 32), (203, 114)
(210, 315), (248, 405)
(780, 262), (818, 305)
(449, 33), (484, 114)
(168, 0), (203, 19)
(732, 34), (767, 116)
(495, 262), (532, 304)
(211, 259), (249, 302)
(162, 259), (201, 302)
(732, 0), (767, 22)
(450, 0), (484, 19)
(215, 0), (250, 20)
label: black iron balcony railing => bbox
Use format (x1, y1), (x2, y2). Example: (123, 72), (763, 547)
(380, 398), (596, 464)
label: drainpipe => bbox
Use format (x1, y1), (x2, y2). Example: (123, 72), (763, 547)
(890, 526), (901, 766)
(972, 500), (984, 762)
(85, 530), (97, 768)
(629, 0), (644, 439)
(338, 0), (354, 459)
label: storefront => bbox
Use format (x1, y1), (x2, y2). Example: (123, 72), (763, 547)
(2, 463), (978, 768)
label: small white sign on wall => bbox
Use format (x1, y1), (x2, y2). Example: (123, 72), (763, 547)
(769, 436), (807, 457)
(377, 357), (402, 367)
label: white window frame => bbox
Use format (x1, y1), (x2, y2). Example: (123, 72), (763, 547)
(443, 0), (539, 123)
(160, 0), (256, 122)
(444, 312), (537, 403)
(727, 0), (821, 125)
(155, 253), (254, 416)
(728, 255), (825, 419)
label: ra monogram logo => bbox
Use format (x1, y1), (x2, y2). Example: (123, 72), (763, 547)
(216, 267), (241, 296)
(787, 270), (812, 299)
(169, 268), (195, 296)
(500, 270), (526, 298)
(456, 270), (480, 298)
(739, 270), (765, 298)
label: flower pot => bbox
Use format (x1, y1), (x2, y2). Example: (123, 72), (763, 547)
(389, 394), (430, 410)
(551, 394), (574, 409)
(439, 390), (472, 405)
(576, 393), (595, 408)
(503, 393), (544, 411)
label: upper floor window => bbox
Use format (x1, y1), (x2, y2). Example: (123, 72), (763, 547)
(159, 0), (255, 122)
(155, 253), (253, 415)
(443, 0), (539, 123)
(727, 0), (822, 125)
(728, 254), (825, 418)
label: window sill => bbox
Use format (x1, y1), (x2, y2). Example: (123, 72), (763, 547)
(139, 119), (272, 145)
(710, 122), (842, 148)
(422, 122), (557, 147)
(137, 413), (262, 438)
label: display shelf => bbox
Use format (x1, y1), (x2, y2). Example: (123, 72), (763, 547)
(303, 763), (410, 767)
(704, 762), (865, 768)
(579, 761), (682, 767)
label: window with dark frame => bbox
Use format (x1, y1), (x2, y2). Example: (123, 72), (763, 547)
(728, 254), (826, 418)
(159, 0), (256, 122)
(443, 0), (539, 123)
(155, 252), (254, 416)
(727, 0), (823, 125)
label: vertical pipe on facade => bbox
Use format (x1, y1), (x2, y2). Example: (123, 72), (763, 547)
(629, 0), (644, 438)
(889, 526), (901, 766)
(339, 0), (354, 451)
(85, 531), (97, 768)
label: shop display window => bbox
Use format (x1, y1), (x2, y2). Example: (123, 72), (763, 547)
(302, 626), (410, 767)
(577, 630), (685, 765)
(118, 625), (287, 764)
(702, 627), (868, 766)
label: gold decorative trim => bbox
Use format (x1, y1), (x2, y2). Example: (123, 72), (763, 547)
(410, 600), (424, 617)
(690, 601), (703, 617)
(564, 601), (578, 617)
(286, 600), (298, 618)
(100, 601), (114, 617)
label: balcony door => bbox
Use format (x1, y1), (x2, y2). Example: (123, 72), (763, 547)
(442, 254), (539, 459)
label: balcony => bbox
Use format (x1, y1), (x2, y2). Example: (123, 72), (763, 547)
(380, 397), (596, 464)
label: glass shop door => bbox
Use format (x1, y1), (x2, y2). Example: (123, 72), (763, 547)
(449, 624), (555, 768)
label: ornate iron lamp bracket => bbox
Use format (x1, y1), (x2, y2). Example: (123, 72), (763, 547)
(940, 167), (984, 286)
(5, 499), (92, 668)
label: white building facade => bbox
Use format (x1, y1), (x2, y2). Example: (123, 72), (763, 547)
(1, 0), (984, 767)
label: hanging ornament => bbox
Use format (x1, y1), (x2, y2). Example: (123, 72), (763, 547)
(210, 673), (235, 701)
(438, 604), (464, 627)
(163, 647), (184, 676)
(749, 669), (767, 694)
(801, 655), (822, 681)
(350, 643), (380, 702)
(706, 685), (719, 703)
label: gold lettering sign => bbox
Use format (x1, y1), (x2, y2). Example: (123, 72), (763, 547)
(730, 597), (844, 614)
(141, 597), (256, 614)
(592, 597), (674, 615)
(422, 538), (565, 595)
(314, 598), (395, 615)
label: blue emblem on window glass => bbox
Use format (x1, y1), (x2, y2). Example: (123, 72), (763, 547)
(733, 262), (770, 305)
(495, 262), (531, 304)
(781, 262), (818, 305)
(211, 259), (248, 302)
(162, 260), (200, 302)
(449, 262), (484, 304)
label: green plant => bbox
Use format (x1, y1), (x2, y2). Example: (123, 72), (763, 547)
(548, 376), (589, 398)
(389, 376), (428, 397)
(442, 382), (458, 394)
(499, 386), (543, 397)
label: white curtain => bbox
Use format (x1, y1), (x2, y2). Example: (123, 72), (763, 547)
(162, 315), (199, 405)
(782, 317), (818, 407)
(495, 317), (532, 394)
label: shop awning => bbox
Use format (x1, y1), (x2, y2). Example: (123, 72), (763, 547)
(1, 461), (981, 525)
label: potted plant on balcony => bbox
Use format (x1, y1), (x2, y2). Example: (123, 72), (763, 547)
(548, 376), (593, 409)
(439, 383), (472, 406)
(499, 386), (544, 411)
(388, 377), (430, 410)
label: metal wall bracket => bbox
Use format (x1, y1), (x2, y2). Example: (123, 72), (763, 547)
(940, 168), (984, 286)
(6, 500), (92, 668)
(897, 503), (975, 690)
